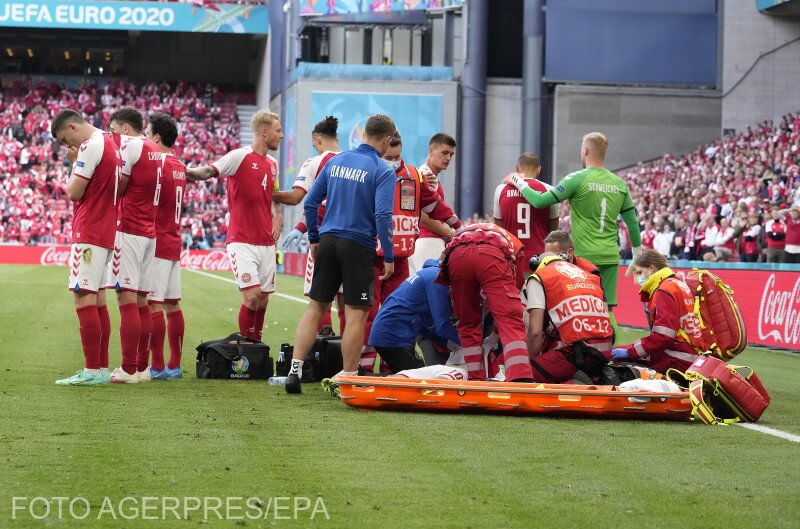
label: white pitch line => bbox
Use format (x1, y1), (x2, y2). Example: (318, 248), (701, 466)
(736, 423), (800, 443)
(187, 268), (337, 312)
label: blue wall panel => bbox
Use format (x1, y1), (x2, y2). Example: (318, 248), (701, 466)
(545, 0), (718, 87)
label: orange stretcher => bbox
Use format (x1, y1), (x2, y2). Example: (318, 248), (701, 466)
(336, 376), (693, 421)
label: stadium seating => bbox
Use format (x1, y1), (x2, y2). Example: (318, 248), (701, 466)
(619, 113), (800, 261)
(0, 78), (240, 247)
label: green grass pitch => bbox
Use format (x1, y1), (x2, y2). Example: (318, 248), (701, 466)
(0, 264), (798, 529)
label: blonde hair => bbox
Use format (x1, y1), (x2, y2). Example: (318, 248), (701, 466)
(250, 109), (280, 134)
(582, 132), (609, 159)
(633, 248), (668, 270)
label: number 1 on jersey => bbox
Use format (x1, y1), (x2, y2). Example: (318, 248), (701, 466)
(599, 197), (608, 232)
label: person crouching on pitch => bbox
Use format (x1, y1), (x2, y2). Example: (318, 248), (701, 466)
(436, 223), (534, 382)
(524, 253), (614, 383)
(285, 114), (398, 394)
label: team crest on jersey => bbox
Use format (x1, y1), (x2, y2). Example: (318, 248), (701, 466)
(554, 261), (586, 280)
(242, 273), (252, 283)
(251, 162), (259, 169)
(82, 248), (92, 264)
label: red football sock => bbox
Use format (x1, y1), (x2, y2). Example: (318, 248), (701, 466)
(119, 303), (140, 375)
(166, 310), (184, 370)
(150, 308), (166, 372)
(317, 308), (332, 332)
(76, 305), (101, 370)
(97, 304), (111, 369)
(253, 307), (266, 341)
(359, 346), (377, 373)
(238, 304), (257, 338)
(136, 304), (152, 372)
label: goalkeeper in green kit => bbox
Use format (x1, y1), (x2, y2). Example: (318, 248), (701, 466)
(503, 132), (642, 336)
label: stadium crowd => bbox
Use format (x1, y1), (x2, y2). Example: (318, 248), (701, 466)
(620, 113), (800, 263)
(2, 76), (800, 263)
(0, 78), (239, 248)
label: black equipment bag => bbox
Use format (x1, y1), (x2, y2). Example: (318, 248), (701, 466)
(196, 333), (273, 380)
(312, 336), (342, 380)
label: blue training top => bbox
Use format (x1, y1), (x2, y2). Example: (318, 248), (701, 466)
(368, 261), (459, 347)
(304, 143), (395, 262)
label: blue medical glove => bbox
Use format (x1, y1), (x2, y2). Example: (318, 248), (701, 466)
(282, 228), (304, 249)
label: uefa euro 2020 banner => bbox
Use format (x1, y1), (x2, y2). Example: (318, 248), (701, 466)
(0, 0), (269, 34)
(300, 0), (461, 15)
(311, 91), (443, 169)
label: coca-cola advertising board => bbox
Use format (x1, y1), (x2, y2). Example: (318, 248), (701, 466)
(0, 246), (311, 279)
(2, 246), (797, 350)
(614, 266), (800, 351)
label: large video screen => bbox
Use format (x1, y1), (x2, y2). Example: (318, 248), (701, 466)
(545, 0), (717, 87)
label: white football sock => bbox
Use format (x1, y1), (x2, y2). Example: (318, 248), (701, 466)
(289, 359), (304, 376)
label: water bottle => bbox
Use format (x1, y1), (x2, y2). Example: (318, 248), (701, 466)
(267, 376), (288, 385)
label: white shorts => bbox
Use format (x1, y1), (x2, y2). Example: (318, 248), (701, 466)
(68, 243), (112, 293)
(409, 237), (446, 276)
(392, 364), (467, 381)
(227, 243), (276, 293)
(147, 257), (182, 303)
(106, 231), (156, 294)
(303, 253), (342, 296)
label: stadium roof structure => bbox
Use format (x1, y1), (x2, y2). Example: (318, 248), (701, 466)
(301, 10), (430, 30)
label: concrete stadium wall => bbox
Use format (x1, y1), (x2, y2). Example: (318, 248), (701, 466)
(482, 79), (523, 218)
(551, 84), (722, 182)
(720, 0), (800, 132)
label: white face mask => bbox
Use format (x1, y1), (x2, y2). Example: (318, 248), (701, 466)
(636, 273), (650, 287)
(388, 160), (401, 171)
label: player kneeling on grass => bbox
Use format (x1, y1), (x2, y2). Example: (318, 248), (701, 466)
(524, 253), (614, 383)
(368, 259), (460, 373)
(52, 110), (122, 386)
(611, 250), (701, 374)
(145, 113), (186, 380)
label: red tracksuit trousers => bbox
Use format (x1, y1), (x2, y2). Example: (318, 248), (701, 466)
(360, 256), (410, 372)
(445, 243), (533, 382)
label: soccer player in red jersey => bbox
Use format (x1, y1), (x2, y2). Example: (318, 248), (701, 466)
(409, 133), (457, 275)
(100, 108), (162, 384)
(187, 110), (284, 341)
(51, 109), (121, 386)
(493, 153), (559, 289)
(144, 113), (187, 380)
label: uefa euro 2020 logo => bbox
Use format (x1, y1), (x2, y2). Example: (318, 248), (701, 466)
(231, 356), (250, 375)
(349, 117), (368, 150)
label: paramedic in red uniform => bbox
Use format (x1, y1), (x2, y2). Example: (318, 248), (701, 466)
(525, 254), (614, 383)
(612, 249), (701, 373)
(493, 152), (559, 289)
(437, 223), (534, 382)
(360, 134), (462, 372)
